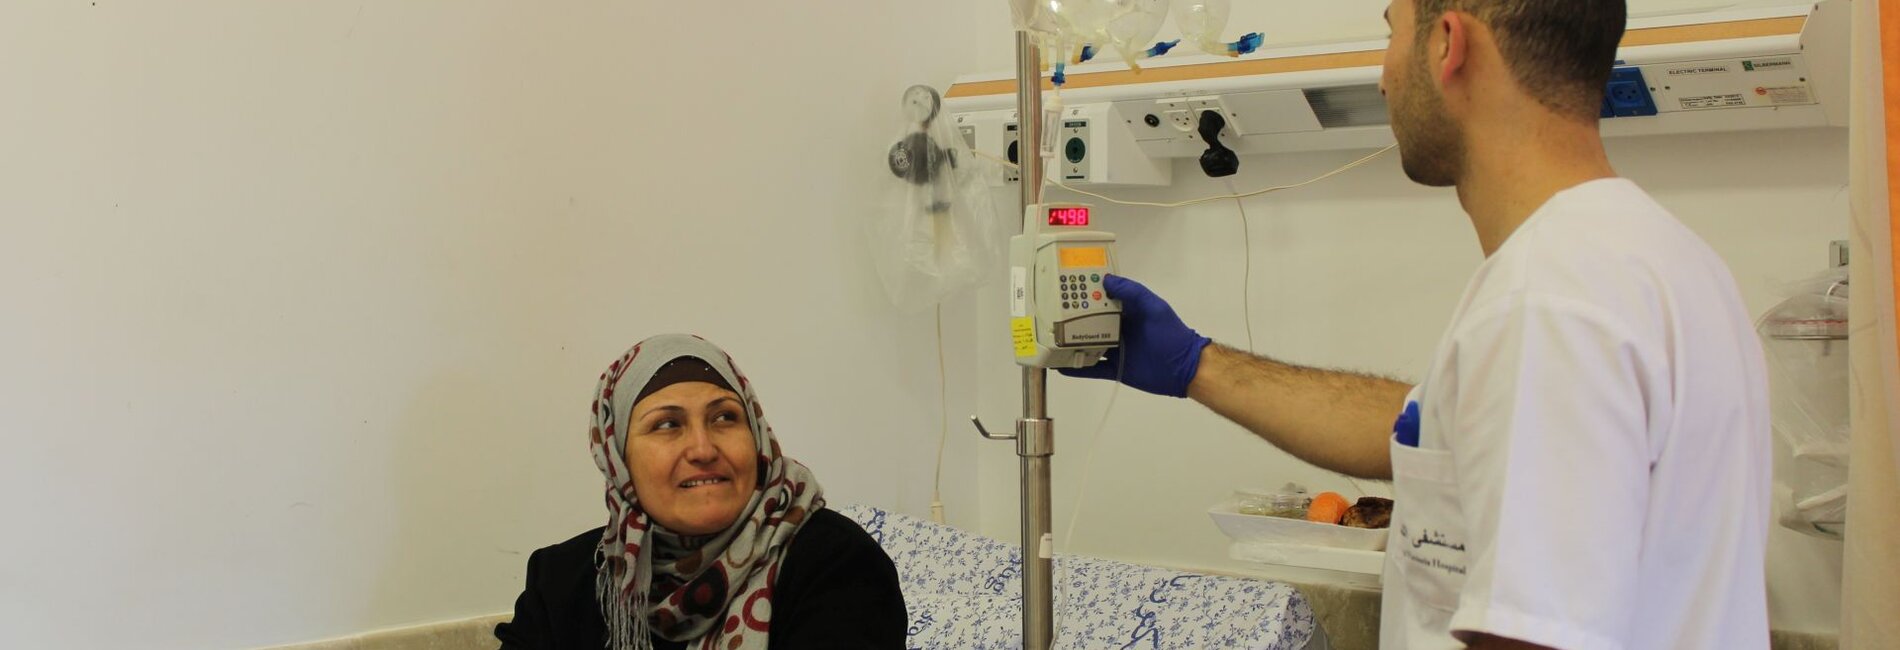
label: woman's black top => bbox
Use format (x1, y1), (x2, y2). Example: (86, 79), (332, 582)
(495, 508), (907, 649)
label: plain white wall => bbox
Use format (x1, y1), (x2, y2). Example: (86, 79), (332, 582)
(0, 1), (987, 648)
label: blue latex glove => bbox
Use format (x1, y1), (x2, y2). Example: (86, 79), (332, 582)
(1059, 274), (1212, 398)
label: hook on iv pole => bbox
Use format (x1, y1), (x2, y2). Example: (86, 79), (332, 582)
(970, 415), (1018, 441)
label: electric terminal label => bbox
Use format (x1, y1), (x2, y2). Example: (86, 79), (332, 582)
(1666, 64), (1731, 76)
(1742, 57), (1794, 72)
(1679, 94), (1747, 109)
(1761, 85), (1812, 105)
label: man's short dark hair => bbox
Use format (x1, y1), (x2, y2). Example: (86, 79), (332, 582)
(1414, 0), (1627, 120)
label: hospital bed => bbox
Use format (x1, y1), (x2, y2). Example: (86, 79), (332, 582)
(838, 505), (1328, 650)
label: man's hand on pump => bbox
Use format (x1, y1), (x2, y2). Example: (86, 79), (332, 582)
(1063, 274), (1408, 480)
(1057, 275), (1211, 398)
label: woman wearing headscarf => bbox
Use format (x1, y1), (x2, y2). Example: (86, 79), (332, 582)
(496, 334), (908, 650)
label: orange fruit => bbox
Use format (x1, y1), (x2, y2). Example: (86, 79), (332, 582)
(1306, 491), (1350, 525)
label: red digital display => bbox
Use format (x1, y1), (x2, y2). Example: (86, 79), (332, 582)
(1047, 206), (1091, 227)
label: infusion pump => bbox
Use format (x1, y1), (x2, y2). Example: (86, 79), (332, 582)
(1009, 203), (1122, 369)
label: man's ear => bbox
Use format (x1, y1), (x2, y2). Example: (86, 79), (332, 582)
(1436, 11), (1469, 86)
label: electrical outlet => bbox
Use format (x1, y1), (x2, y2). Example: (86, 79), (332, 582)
(1155, 95), (1242, 139)
(1164, 109), (1195, 132)
(1601, 67), (1658, 118)
(1608, 82), (1644, 105)
(1185, 96), (1243, 136)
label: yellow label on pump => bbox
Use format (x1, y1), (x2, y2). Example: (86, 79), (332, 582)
(1011, 317), (1037, 357)
(1059, 247), (1108, 268)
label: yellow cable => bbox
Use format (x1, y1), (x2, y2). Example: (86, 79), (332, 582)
(931, 303), (950, 524)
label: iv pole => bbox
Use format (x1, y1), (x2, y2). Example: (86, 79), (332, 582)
(1012, 29), (1057, 650)
(971, 29), (1055, 650)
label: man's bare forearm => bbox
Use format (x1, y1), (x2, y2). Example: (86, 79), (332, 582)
(1187, 343), (1411, 479)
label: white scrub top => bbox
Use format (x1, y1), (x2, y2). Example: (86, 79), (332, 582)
(1379, 179), (1771, 650)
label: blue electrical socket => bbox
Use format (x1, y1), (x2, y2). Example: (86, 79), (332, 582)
(1600, 66), (1658, 118)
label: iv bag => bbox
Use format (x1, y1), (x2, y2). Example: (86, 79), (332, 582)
(1051, 0), (1114, 38)
(1014, 0), (1117, 64)
(1758, 267), (1850, 538)
(1103, 0), (1171, 64)
(1054, 0), (1117, 68)
(1171, 0), (1232, 53)
(1012, 0), (1112, 43)
(872, 86), (1003, 313)
(1010, 0), (1060, 37)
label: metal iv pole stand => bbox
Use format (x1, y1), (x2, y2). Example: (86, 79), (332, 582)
(1012, 29), (1056, 650)
(971, 29), (1055, 650)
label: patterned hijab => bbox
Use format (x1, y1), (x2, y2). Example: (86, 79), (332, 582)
(589, 334), (824, 650)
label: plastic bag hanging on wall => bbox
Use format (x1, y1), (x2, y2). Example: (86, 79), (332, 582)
(1758, 266), (1851, 538)
(871, 85), (1002, 313)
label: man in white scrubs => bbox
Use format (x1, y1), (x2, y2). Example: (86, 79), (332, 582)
(1063, 1), (1772, 648)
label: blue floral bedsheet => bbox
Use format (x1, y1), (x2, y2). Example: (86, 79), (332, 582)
(838, 505), (1318, 650)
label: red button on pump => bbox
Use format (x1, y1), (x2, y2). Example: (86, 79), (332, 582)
(1092, 291), (1103, 300)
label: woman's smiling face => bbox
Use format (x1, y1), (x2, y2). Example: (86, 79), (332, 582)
(625, 381), (759, 535)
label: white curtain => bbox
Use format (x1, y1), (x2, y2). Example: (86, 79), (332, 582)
(1841, 0), (1900, 647)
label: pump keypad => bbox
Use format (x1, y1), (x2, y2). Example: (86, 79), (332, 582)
(1059, 272), (1107, 311)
